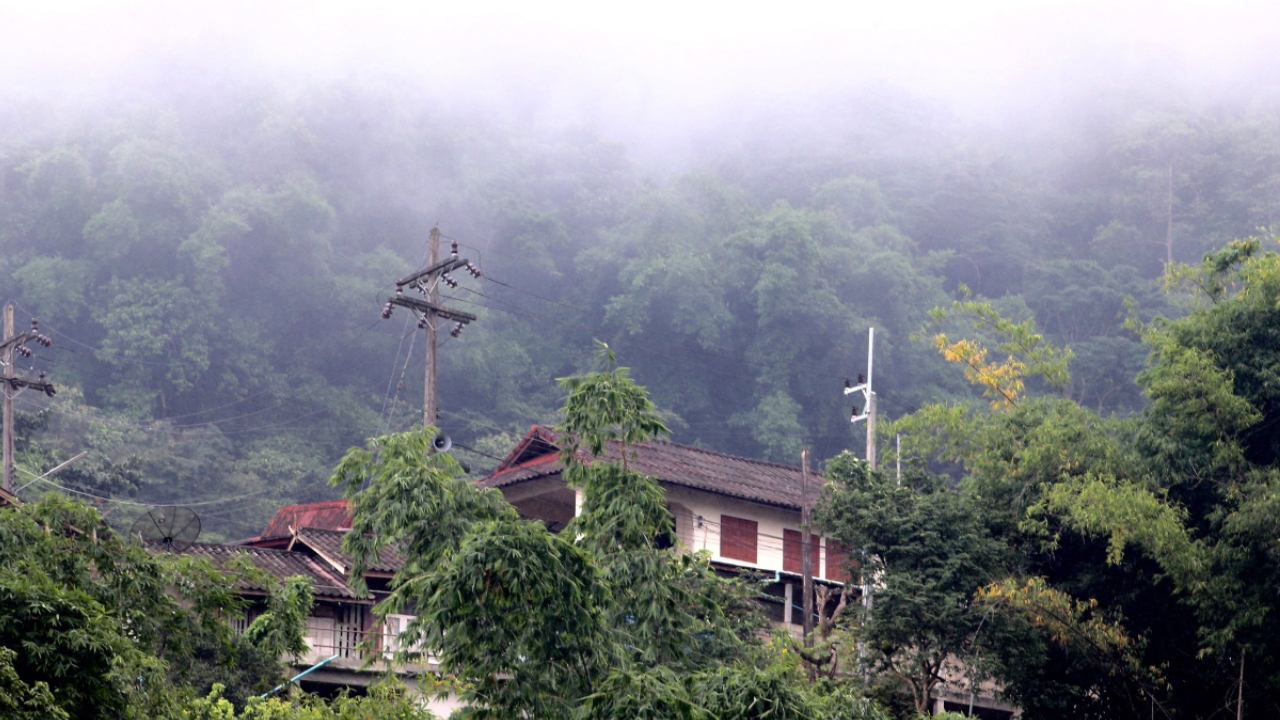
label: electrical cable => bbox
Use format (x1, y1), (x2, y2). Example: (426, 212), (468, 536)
(377, 314), (415, 434)
(17, 466), (274, 507)
(449, 442), (507, 462)
(8, 311), (386, 426)
(454, 249), (855, 380)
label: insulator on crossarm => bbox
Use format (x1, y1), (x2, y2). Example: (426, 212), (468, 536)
(30, 319), (38, 331)
(450, 322), (464, 337)
(465, 262), (482, 278)
(450, 241), (459, 257)
(442, 273), (458, 288)
(381, 302), (394, 320)
(39, 335), (51, 347)
(418, 317), (428, 329)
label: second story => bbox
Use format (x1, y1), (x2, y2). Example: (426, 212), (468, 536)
(479, 425), (851, 583)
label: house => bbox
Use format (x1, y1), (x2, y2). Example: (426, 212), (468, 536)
(478, 425), (852, 630)
(480, 425), (1016, 719)
(182, 504), (464, 716)
(183, 424), (1011, 718)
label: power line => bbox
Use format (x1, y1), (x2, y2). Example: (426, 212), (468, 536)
(9, 311), (386, 425)
(455, 253), (857, 381)
(377, 315), (416, 434)
(17, 467), (274, 507)
(451, 442), (507, 462)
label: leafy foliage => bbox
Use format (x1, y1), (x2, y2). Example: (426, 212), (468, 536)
(0, 496), (313, 718)
(336, 364), (882, 718)
(813, 452), (1003, 714)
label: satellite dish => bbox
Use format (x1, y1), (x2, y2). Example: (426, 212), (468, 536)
(432, 433), (452, 453)
(129, 506), (201, 552)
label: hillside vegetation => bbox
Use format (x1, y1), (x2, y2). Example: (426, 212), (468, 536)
(5, 81), (1280, 538)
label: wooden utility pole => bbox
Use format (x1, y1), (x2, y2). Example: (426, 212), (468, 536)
(423, 227), (440, 427)
(801, 447), (815, 647)
(381, 228), (478, 430)
(0, 303), (54, 493)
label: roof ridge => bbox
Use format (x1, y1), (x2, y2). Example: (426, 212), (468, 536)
(626, 437), (804, 473)
(191, 542), (301, 557)
(273, 499), (348, 510)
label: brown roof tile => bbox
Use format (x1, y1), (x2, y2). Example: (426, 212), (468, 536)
(480, 427), (806, 510)
(293, 527), (404, 574)
(183, 542), (362, 601)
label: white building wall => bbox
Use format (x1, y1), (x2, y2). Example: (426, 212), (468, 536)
(660, 484), (834, 580)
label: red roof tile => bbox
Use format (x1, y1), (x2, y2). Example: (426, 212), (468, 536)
(261, 500), (351, 537)
(480, 426), (807, 510)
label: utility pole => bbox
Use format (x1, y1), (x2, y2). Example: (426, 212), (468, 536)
(0, 303), (54, 493)
(843, 327), (877, 677)
(845, 326), (877, 470)
(3, 305), (12, 494)
(423, 227), (440, 427)
(801, 447), (815, 647)
(381, 228), (479, 429)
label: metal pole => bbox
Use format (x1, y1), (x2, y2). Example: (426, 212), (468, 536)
(3, 304), (13, 493)
(896, 433), (901, 485)
(14, 451), (87, 494)
(261, 654), (341, 698)
(865, 327), (876, 471)
(801, 447), (815, 646)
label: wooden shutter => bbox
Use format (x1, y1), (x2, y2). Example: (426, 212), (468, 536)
(720, 515), (758, 563)
(825, 540), (852, 582)
(783, 529), (820, 574)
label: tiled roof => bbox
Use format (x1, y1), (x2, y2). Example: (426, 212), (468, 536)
(184, 542), (362, 601)
(261, 500), (351, 537)
(480, 426), (806, 510)
(293, 527), (404, 574)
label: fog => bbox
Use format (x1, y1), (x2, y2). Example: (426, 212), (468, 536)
(6, 0), (1280, 165)
(7, 0), (1280, 537)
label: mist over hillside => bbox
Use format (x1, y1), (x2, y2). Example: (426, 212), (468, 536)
(2, 1), (1280, 538)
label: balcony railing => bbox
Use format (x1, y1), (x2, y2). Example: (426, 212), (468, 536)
(301, 618), (430, 666)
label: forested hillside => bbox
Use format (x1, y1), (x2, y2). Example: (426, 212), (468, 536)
(5, 77), (1279, 538)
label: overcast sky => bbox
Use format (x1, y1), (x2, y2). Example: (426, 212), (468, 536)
(3, 1), (1279, 152)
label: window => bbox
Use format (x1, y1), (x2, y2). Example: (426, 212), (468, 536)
(825, 540), (852, 582)
(783, 529), (820, 574)
(720, 515), (758, 563)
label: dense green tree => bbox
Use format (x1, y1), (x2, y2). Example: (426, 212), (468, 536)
(334, 359), (882, 718)
(813, 453), (1004, 715)
(0, 495), (310, 718)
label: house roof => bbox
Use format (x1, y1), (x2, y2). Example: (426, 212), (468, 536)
(480, 425), (807, 510)
(260, 499), (351, 538)
(184, 541), (363, 601)
(291, 526), (404, 575)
